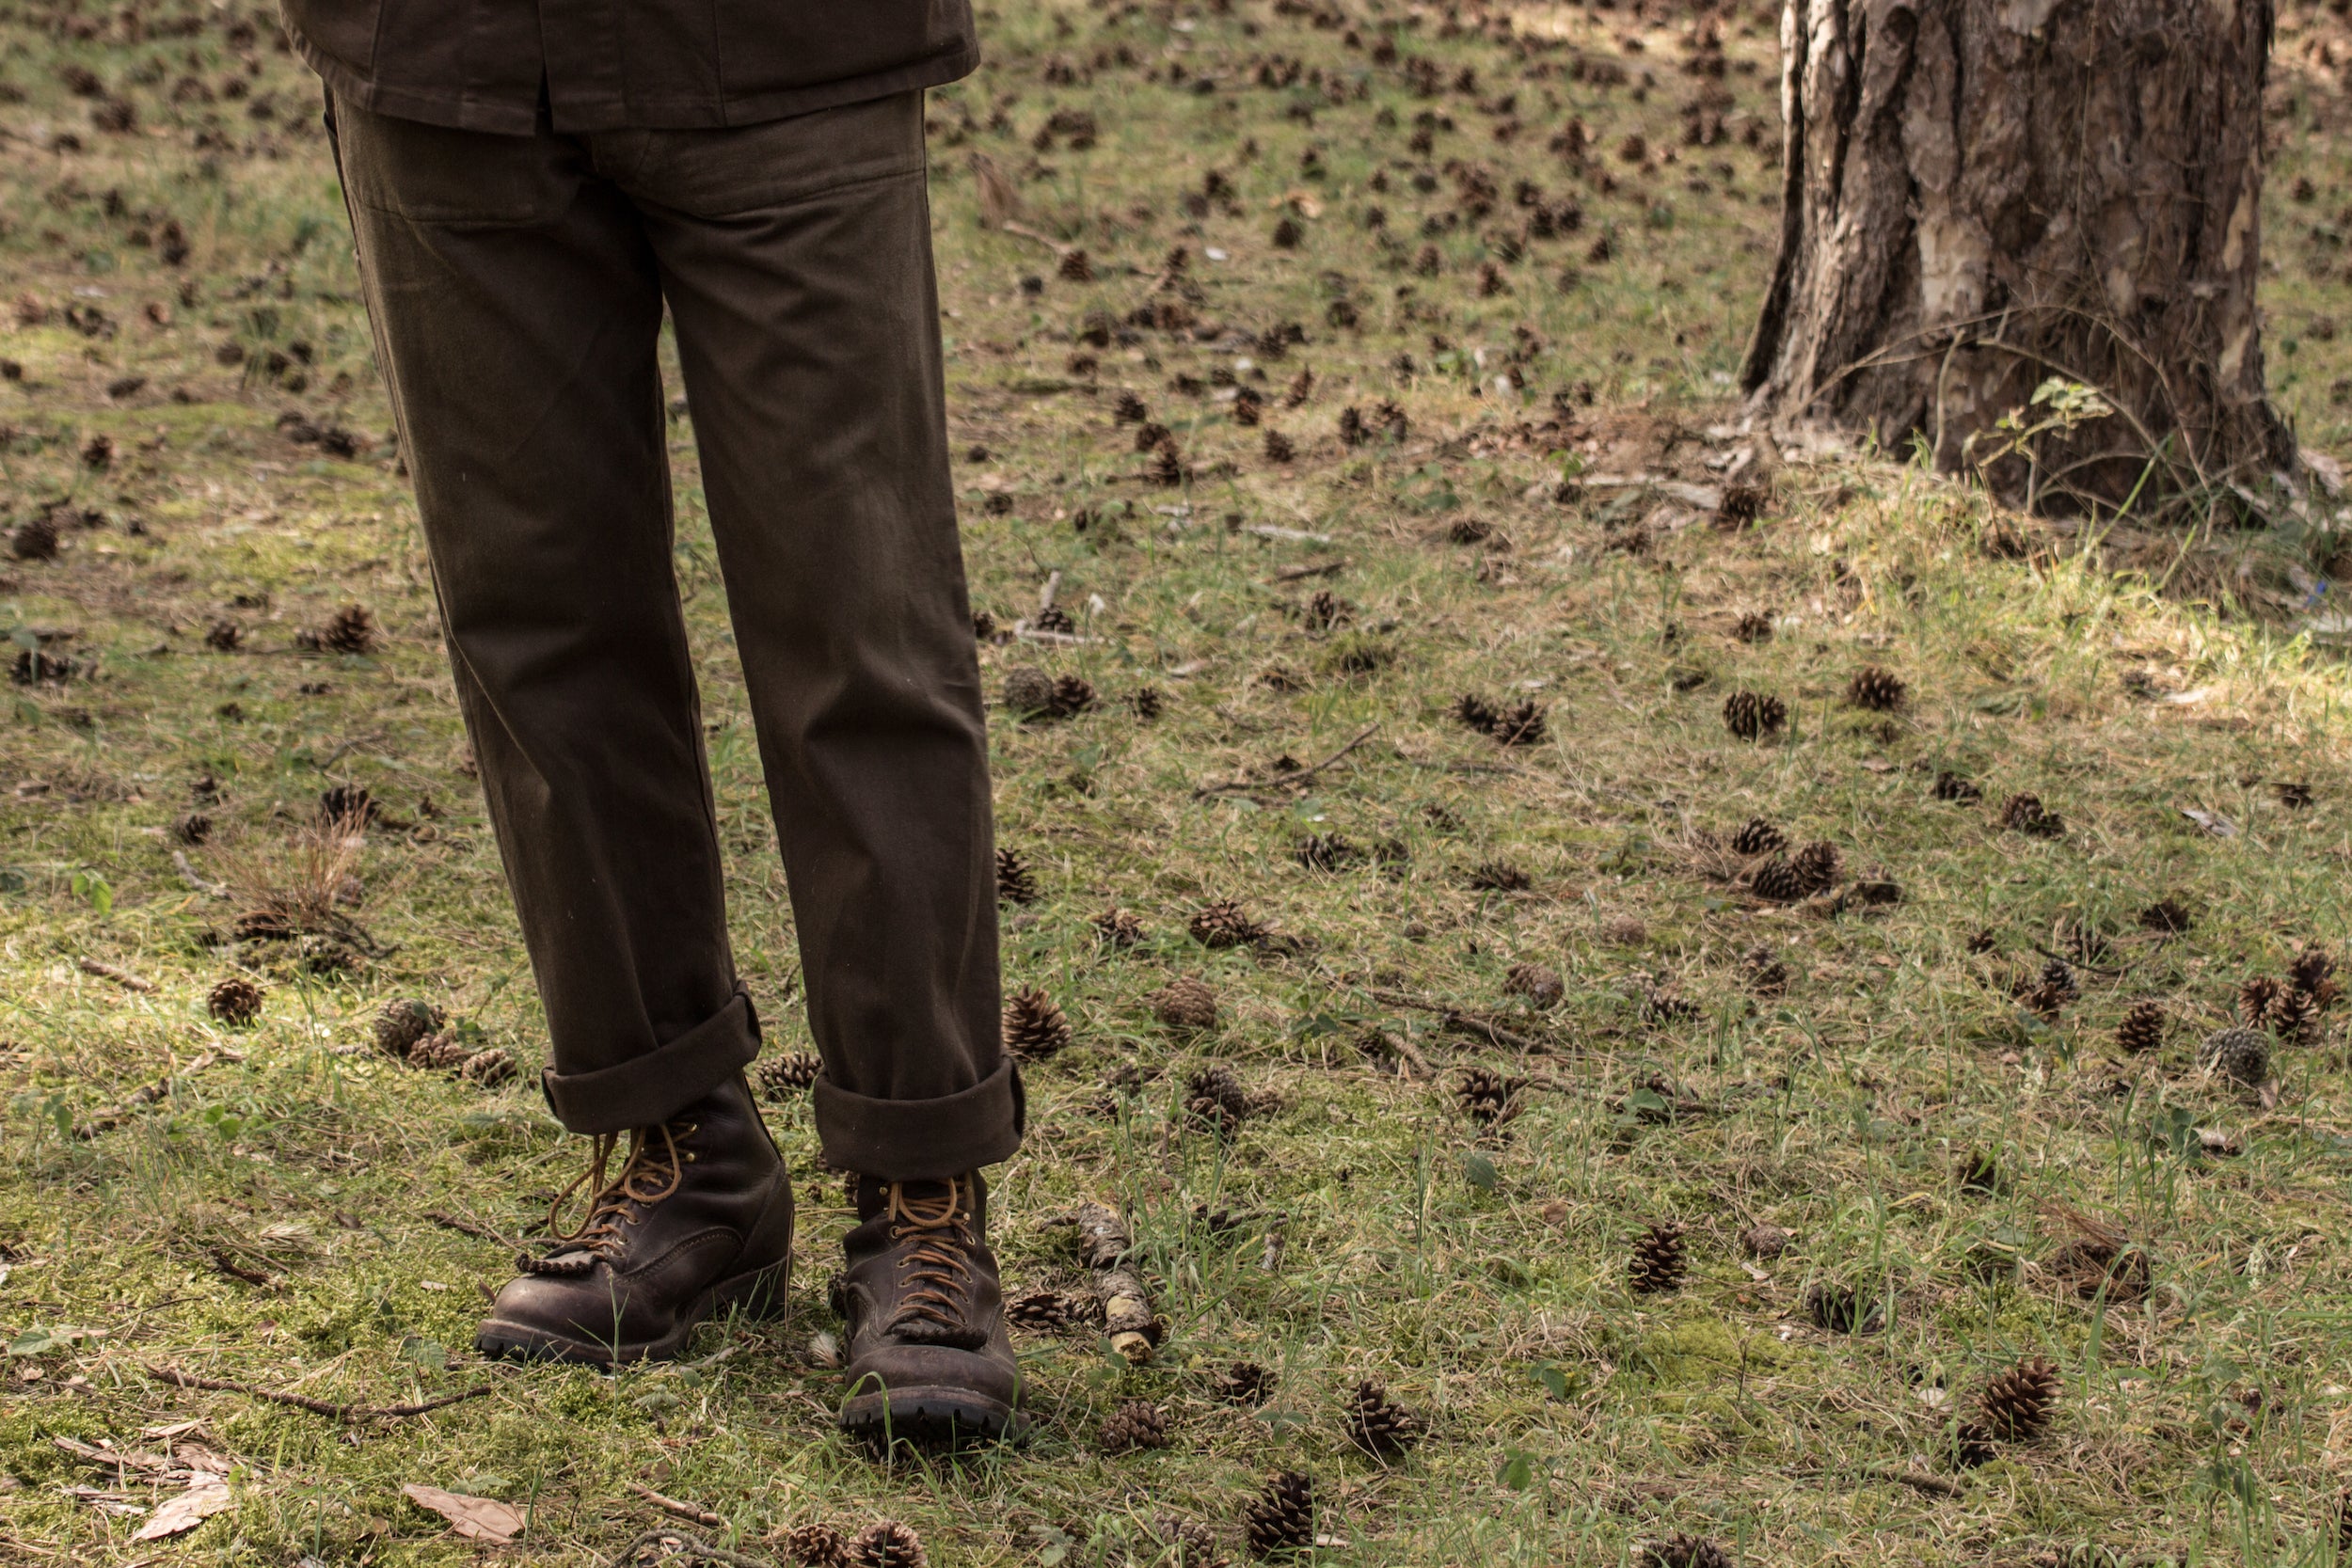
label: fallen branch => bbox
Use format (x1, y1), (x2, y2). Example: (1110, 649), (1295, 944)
(1194, 722), (1380, 800)
(1070, 1202), (1161, 1364)
(76, 958), (155, 992)
(602, 1529), (772, 1568)
(144, 1365), (495, 1422)
(172, 850), (226, 895)
(626, 1481), (725, 1528)
(1271, 558), (1348, 582)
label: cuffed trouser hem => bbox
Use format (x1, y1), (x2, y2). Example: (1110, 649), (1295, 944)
(813, 1056), (1025, 1181)
(540, 986), (763, 1134)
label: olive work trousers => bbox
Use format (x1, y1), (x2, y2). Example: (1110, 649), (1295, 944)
(325, 87), (1020, 1181)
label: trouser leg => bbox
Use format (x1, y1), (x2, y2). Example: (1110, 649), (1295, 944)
(623, 92), (1018, 1180)
(329, 94), (759, 1132)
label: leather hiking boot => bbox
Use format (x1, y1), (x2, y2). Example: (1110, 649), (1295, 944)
(834, 1172), (1025, 1443)
(476, 1071), (792, 1367)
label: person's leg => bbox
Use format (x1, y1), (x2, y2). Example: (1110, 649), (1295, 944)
(616, 92), (1023, 1436)
(326, 93), (790, 1364)
(625, 93), (1014, 1181)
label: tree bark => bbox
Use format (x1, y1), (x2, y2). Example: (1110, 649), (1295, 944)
(1740, 0), (2296, 514)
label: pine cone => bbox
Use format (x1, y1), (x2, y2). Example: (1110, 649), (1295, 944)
(1491, 699), (1547, 746)
(1295, 832), (1362, 872)
(2116, 1001), (2163, 1054)
(1093, 907), (1146, 947)
(1211, 1360), (1277, 1404)
(1345, 1379), (1425, 1459)
(1034, 605), (1077, 636)
(204, 619), (242, 651)
(1716, 483), (1765, 530)
(850, 1521), (927, 1568)
(1804, 1281), (1877, 1334)
(1748, 856), (1807, 903)
(207, 975), (264, 1025)
(1048, 673), (1098, 718)
(1743, 945), (1789, 996)
(1467, 860), (1531, 893)
(783, 1522), (850, 1567)
(320, 603), (376, 655)
(1643, 1532), (1734, 1568)
(1153, 975), (1219, 1031)
(1190, 899), (1269, 949)
(1932, 769), (1982, 802)
(1185, 1065), (1256, 1132)
(1003, 987), (1073, 1060)
(1845, 666), (1906, 711)
(458, 1047), (517, 1086)
(2138, 896), (2193, 934)
(781, 1523), (847, 1560)
(758, 1051), (823, 1099)
(1132, 686), (1166, 721)
(1152, 1516), (1227, 1568)
(1642, 988), (1700, 1024)
(1006, 1289), (1081, 1334)
(2291, 945), (2338, 1002)
(319, 783), (379, 825)
(1099, 1398), (1170, 1452)
(1453, 692), (1502, 734)
(405, 1030), (469, 1070)
(1950, 1418), (1999, 1468)
(1002, 664), (1057, 717)
(1998, 792), (2063, 837)
(1242, 1471), (1314, 1559)
(1732, 610), (1772, 642)
(1114, 389), (1149, 423)
(2201, 1026), (2269, 1085)
(1722, 689), (1787, 740)
(174, 811), (213, 845)
(373, 997), (444, 1058)
(8, 512), (59, 562)
(1629, 1222), (1687, 1294)
(1789, 841), (1840, 895)
(2019, 957), (2078, 1018)
(1975, 1354), (2060, 1442)
(1728, 816), (1785, 856)
(2272, 984), (2319, 1044)
(1454, 1066), (1524, 1125)
(2239, 974), (2282, 1028)
(1503, 961), (1564, 1006)
(1301, 589), (1352, 631)
(995, 847), (1040, 906)
(1263, 429), (1295, 464)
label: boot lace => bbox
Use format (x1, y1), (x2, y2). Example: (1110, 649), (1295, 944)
(529, 1122), (693, 1265)
(883, 1177), (984, 1347)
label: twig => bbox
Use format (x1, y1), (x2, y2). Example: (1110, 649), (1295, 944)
(1000, 218), (1073, 257)
(424, 1209), (514, 1248)
(172, 850), (225, 895)
(1245, 523), (1333, 544)
(76, 958), (155, 992)
(626, 1481), (725, 1528)
(205, 1248), (275, 1289)
(143, 1365), (495, 1421)
(1271, 558), (1348, 582)
(1363, 987), (1551, 1053)
(1194, 722), (1380, 800)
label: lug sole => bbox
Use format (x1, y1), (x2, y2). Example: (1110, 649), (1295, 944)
(474, 1257), (789, 1369)
(838, 1385), (1031, 1445)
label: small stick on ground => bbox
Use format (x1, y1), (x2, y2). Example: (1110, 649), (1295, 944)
(76, 958), (154, 992)
(625, 1481), (725, 1528)
(1195, 722), (1380, 800)
(424, 1209), (514, 1247)
(144, 1365), (495, 1422)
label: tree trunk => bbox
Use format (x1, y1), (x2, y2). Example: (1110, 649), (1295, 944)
(1740, 0), (2296, 514)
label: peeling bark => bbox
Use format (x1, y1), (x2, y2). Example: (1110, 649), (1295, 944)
(1741, 0), (2295, 510)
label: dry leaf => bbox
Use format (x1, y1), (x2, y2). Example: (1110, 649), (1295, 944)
(403, 1483), (524, 1543)
(133, 1481), (231, 1541)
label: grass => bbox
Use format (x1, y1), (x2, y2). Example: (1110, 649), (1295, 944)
(7, 0), (2352, 1563)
